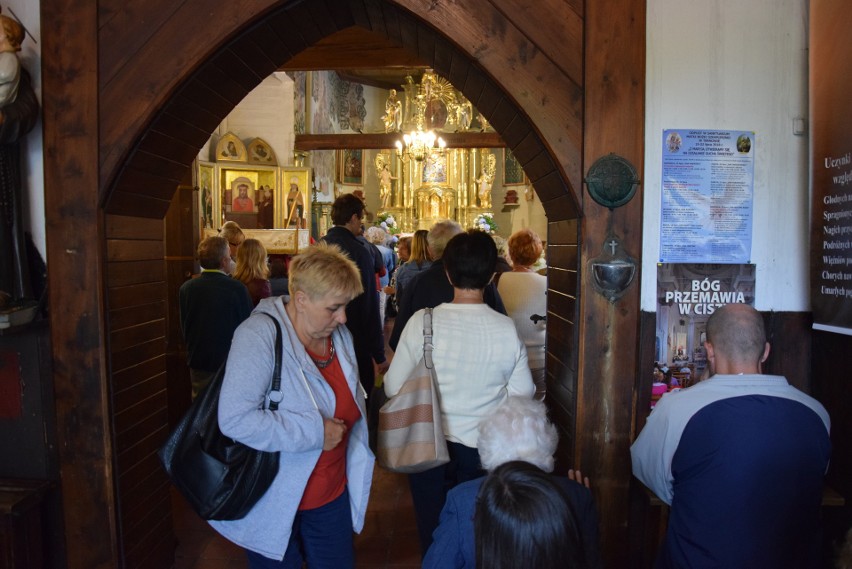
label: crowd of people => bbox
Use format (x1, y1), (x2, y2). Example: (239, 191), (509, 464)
(176, 195), (839, 569)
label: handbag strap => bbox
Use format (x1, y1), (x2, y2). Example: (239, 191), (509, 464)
(260, 313), (283, 411)
(423, 307), (434, 370)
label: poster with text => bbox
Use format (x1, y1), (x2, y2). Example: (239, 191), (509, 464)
(810, 2), (852, 334)
(655, 263), (755, 374)
(660, 129), (755, 263)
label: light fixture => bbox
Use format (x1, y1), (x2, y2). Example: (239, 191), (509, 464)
(396, 129), (445, 162)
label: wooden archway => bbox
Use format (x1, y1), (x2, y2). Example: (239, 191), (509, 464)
(41, 0), (643, 567)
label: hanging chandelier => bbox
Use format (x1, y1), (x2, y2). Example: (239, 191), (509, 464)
(396, 129), (446, 162)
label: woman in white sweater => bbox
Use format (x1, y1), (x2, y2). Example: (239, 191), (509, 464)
(384, 230), (534, 556)
(497, 228), (547, 400)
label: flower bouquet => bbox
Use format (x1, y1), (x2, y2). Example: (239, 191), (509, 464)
(473, 212), (497, 234)
(376, 212), (400, 235)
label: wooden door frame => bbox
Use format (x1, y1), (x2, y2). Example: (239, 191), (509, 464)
(40, 0), (644, 566)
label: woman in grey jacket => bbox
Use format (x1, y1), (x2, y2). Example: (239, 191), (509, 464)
(210, 243), (375, 568)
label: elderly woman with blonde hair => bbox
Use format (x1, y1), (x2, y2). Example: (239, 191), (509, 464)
(233, 238), (271, 306)
(497, 228), (547, 400)
(423, 397), (602, 569)
(211, 243), (374, 568)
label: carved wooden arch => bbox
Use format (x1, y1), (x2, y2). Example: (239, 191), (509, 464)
(103, 0), (582, 221)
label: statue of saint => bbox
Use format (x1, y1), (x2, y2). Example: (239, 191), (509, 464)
(476, 151), (497, 209)
(375, 153), (397, 210)
(383, 89), (402, 133)
(0, 14), (38, 307)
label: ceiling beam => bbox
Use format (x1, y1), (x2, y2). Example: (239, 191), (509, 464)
(294, 132), (506, 151)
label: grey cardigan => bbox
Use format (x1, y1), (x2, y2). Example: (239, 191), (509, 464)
(209, 297), (375, 561)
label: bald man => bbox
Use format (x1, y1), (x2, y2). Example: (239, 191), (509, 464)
(631, 303), (831, 569)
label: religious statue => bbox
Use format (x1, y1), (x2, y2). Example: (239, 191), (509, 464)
(383, 89), (402, 133)
(476, 151), (497, 209)
(455, 97), (473, 132)
(375, 153), (397, 210)
(0, 13), (38, 308)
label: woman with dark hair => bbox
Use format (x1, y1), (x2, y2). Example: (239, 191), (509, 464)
(384, 230), (534, 555)
(475, 461), (586, 569)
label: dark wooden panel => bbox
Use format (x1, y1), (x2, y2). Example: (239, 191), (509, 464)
(107, 239), (164, 262)
(113, 371), (168, 415)
(98, 0), (181, 87)
(461, 67), (487, 111)
(119, 489), (171, 553)
(548, 267), (579, 299)
(106, 190), (172, 219)
(113, 390), (169, 434)
(447, 50), (470, 90)
(43, 0), (118, 566)
(111, 338), (167, 374)
(120, 476), (170, 524)
(812, 331), (852, 500)
(541, 193), (580, 222)
(548, 289), (577, 326)
(548, 243), (579, 269)
(287, 1), (325, 46)
(634, 311), (657, 436)
(496, 0), (584, 86)
(547, 348), (577, 391)
(125, 150), (193, 184)
(229, 34), (279, 80)
(472, 82), (503, 125)
(110, 320), (166, 353)
(194, 61), (253, 107)
(547, 311), (575, 359)
(763, 311), (811, 392)
(109, 302), (166, 331)
(549, 219), (579, 246)
(112, 355), (168, 393)
(487, 97), (520, 140)
(106, 260), (165, 287)
(148, 111), (212, 149)
(108, 282), (167, 310)
(123, 511), (173, 569)
(115, 411), (168, 459)
(177, 78), (237, 122)
(106, 215), (163, 240)
(136, 130), (200, 166)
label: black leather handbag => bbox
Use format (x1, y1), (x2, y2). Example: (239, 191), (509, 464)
(159, 313), (283, 521)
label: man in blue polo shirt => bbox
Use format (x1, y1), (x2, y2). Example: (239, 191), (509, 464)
(631, 303), (831, 569)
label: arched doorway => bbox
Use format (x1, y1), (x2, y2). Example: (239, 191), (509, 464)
(41, 0), (644, 566)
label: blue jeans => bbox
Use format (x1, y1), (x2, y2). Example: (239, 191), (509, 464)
(407, 441), (484, 556)
(245, 489), (354, 569)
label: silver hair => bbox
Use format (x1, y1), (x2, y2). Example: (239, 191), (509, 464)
(364, 225), (388, 246)
(477, 397), (558, 473)
(427, 220), (463, 258)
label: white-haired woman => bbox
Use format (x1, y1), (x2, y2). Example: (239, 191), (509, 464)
(423, 397), (602, 569)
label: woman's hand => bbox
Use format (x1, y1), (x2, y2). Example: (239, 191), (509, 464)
(323, 418), (346, 450)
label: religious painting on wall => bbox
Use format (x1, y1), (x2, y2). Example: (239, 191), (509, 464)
(422, 151), (448, 184)
(197, 161), (215, 229)
(215, 132), (247, 162)
(247, 138), (278, 166)
(283, 167), (312, 229)
(219, 166), (276, 229)
(339, 149), (363, 185)
(503, 149), (526, 185)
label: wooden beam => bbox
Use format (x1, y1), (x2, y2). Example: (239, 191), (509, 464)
(294, 132), (505, 150)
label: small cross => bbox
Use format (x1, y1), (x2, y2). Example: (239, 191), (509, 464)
(607, 239), (618, 255)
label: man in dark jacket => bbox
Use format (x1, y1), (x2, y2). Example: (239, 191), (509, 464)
(389, 220), (506, 351)
(179, 236), (253, 397)
(322, 193), (389, 392)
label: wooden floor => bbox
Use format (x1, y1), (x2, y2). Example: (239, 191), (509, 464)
(171, 467), (421, 568)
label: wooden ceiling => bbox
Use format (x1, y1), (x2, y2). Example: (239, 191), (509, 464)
(279, 25), (429, 90)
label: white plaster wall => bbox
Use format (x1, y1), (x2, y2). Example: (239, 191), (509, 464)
(10, 0), (44, 261)
(642, 0), (810, 311)
(201, 72), (294, 165)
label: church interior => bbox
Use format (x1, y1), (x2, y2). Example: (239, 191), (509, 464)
(1, 1), (851, 568)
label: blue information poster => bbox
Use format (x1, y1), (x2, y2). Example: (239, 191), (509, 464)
(660, 129), (755, 263)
